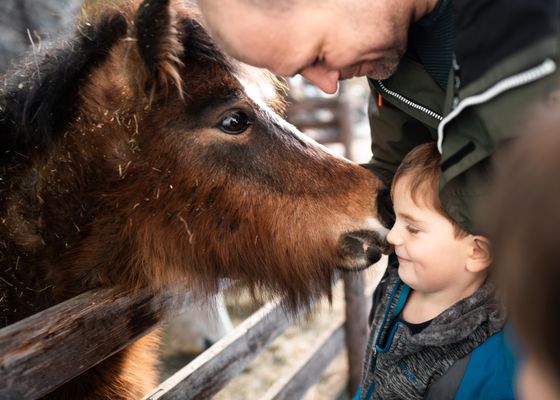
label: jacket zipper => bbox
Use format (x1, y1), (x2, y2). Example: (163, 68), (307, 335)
(376, 80), (443, 122)
(452, 54), (461, 109)
(437, 58), (557, 152)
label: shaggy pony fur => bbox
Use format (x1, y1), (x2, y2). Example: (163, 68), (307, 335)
(0, 0), (387, 397)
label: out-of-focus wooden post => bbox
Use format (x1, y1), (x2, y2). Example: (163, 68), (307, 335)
(343, 270), (369, 396)
(337, 98), (354, 161)
(336, 91), (367, 396)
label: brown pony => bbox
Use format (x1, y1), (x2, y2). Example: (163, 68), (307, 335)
(0, 0), (387, 398)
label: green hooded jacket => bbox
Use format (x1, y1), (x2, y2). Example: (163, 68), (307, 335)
(368, 0), (560, 233)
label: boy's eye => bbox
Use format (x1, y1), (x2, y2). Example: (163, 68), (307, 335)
(406, 225), (420, 234)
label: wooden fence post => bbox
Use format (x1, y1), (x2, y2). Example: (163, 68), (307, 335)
(343, 271), (369, 396)
(337, 97), (354, 161)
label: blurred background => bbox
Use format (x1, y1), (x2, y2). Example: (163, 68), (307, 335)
(0, 1), (382, 398)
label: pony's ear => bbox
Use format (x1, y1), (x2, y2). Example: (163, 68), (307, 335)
(0, 12), (128, 163)
(134, 0), (184, 101)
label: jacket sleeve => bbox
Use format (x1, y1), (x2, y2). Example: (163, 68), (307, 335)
(365, 82), (435, 187)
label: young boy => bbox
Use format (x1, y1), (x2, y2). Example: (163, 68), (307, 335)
(355, 142), (516, 400)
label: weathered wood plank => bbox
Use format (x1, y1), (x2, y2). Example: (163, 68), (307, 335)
(262, 315), (345, 400)
(264, 265), (385, 400)
(343, 271), (369, 395)
(0, 284), (203, 399)
(261, 267), (384, 400)
(144, 299), (299, 400)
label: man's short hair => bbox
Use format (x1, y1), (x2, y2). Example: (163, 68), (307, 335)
(391, 141), (468, 238)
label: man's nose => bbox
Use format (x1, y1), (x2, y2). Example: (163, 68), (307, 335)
(300, 66), (340, 94)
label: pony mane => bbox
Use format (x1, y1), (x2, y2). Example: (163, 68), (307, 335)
(179, 17), (234, 74)
(0, 12), (128, 164)
(0, 0), (276, 166)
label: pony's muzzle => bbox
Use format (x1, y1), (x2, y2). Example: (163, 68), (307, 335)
(339, 230), (391, 271)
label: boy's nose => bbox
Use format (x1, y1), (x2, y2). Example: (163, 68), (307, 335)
(386, 227), (400, 246)
(300, 66), (340, 94)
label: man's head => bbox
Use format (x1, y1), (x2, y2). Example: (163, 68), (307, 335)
(387, 142), (492, 295)
(198, 0), (437, 94)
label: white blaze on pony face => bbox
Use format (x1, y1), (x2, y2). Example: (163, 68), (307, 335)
(234, 65), (324, 148)
(235, 63), (344, 156)
(235, 64), (389, 270)
(234, 64), (279, 105)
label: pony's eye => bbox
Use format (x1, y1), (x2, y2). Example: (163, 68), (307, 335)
(218, 111), (252, 135)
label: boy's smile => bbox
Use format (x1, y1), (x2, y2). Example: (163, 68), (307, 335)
(387, 176), (474, 295)
(396, 254), (412, 264)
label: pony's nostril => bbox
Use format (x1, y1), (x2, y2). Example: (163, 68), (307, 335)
(378, 238), (392, 255)
(366, 245), (382, 265)
(340, 229), (389, 270)
(340, 234), (366, 256)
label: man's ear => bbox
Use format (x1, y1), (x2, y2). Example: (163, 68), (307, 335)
(466, 236), (492, 273)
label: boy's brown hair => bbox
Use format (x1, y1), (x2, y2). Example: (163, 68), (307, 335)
(391, 141), (468, 238)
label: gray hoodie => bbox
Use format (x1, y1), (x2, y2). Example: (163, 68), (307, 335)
(359, 266), (506, 399)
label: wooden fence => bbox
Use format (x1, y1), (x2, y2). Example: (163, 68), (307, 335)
(0, 270), (382, 399)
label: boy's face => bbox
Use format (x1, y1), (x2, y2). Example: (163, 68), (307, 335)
(387, 176), (472, 293)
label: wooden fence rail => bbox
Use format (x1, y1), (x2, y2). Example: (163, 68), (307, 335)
(145, 299), (298, 399)
(263, 314), (346, 400)
(0, 270), (380, 400)
(0, 286), (194, 399)
(144, 272), (378, 400)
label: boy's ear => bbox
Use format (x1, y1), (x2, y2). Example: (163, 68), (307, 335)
(466, 236), (492, 273)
